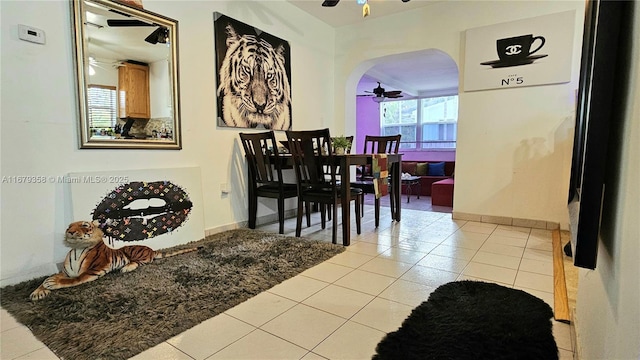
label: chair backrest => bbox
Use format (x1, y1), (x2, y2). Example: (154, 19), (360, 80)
(239, 131), (283, 188)
(363, 134), (401, 154)
(286, 128), (337, 192)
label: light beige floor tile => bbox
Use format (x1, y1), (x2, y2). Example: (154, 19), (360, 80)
(326, 251), (375, 268)
(166, 313), (254, 359)
(529, 228), (553, 240)
(459, 222), (497, 234)
(515, 286), (554, 311)
(261, 304), (345, 350)
(440, 231), (489, 250)
(525, 237), (554, 252)
(313, 321), (385, 360)
(553, 320), (573, 351)
(417, 253), (469, 273)
(409, 230), (452, 244)
(485, 234), (527, 248)
(514, 271), (554, 293)
(559, 348), (574, 360)
(1, 309), (21, 331)
(303, 284), (374, 319)
(207, 329), (307, 360)
(351, 297), (414, 333)
(493, 226), (531, 238)
(358, 257), (413, 278)
(129, 342), (193, 360)
(377, 247), (429, 264)
(225, 292), (297, 327)
(518, 258), (553, 276)
(430, 244), (478, 261)
(522, 248), (554, 262)
(0, 326), (47, 360)
(479, 242), (525, 258)
(400, 265), (459, 288)
(396, 239), (439, 253)
(14, 346), (59, 360)
(334, 269), (397, 296)
(267, 275), (329, 302)
(300, 262), (354, 283)
(471, 251), (522, 270)
(462, 262), (517, 285)
(301, 351), (328, 359)
(345, 241), (391, 256)
(378, 279), (435, 307)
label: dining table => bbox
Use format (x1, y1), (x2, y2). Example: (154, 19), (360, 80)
(335, 153), (403, 245)
(269, 151), (403, 246)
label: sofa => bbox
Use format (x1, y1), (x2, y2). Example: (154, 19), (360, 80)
(400, 161), (455, 197)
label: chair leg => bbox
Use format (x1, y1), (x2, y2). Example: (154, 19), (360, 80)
(327, 203), (332, 221)
(305, 202), (311, 227)
(248, 196), (257, 229)
(355, 197), (362, 234)
(320, 204), (326, 229)
(332, 201), (338, 244)
(296, 200), (304, 237)
(277, 197), (285, 234)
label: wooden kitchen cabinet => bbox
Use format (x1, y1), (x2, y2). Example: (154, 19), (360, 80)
(118, 62), (150, 119)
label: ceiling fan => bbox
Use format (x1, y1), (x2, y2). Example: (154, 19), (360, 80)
(322, 0), (410, 6)
(105, 11), (168, 44)
(359, 82), (404, 102)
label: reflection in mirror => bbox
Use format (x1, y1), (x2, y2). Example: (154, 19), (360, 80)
(72, 0), (181, 149)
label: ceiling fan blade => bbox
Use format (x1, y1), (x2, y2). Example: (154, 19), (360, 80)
(144, 27), (167, 44)
(387, 94), (404, 98)
(107, 19), (154, 27)
(322, 0), (340, 7)
(384, 90), (402, 96)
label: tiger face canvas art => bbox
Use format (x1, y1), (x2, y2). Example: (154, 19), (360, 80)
(30, 221), (199, 301)
(214, 13), (292, 130)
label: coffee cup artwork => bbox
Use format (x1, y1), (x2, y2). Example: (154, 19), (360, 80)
(481, 34), (548, 68)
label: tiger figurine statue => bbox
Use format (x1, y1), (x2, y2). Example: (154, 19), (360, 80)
(217, 23), (291, 130)
(30, 220), (200, 301)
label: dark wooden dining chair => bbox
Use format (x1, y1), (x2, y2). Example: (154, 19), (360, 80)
(239, 131), (298, 234)
(286, 129), (362, 244)
(350, 134), (401, 226)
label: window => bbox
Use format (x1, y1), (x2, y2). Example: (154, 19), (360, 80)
(87, 85), (117, 133)
(380, 95), (458, 149)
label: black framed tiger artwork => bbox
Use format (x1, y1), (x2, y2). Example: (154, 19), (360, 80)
(214, 12), (292, 130)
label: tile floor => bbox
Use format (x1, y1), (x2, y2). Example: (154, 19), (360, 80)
(1, 203), (574, 360)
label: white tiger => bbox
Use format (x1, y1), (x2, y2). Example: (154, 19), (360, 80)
(217, 24), (291, 130)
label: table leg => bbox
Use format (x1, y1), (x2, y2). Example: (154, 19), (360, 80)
(340, 157), (351, 246)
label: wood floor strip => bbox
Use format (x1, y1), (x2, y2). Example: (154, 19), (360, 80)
(552, 229), (571, 322)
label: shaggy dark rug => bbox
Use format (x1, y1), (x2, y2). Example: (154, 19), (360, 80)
(373, 280), (558, 360)
(0, 229), (344, 360)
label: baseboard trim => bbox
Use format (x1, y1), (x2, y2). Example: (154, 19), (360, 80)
(452, 211), (560, 230)
(204, 210), (298, 237)
(552, 229), (571, 322)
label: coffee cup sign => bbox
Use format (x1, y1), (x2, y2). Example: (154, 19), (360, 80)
(497, 34), (545, 62)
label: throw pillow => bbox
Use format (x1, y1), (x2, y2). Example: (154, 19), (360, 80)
(428, 162), (446, 176)
(401, 162), (417, 175)
(416, 162), (428, 176)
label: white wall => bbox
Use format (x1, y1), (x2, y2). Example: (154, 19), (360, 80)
(0, 0), (335, 285)
(574, 2), (640, 358)
(337, 1), (585, 229)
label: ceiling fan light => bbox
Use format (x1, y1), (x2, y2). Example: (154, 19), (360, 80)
(372, 96), (385, 103)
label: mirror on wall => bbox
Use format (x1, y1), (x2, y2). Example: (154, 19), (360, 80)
(71, 0), (181, 149)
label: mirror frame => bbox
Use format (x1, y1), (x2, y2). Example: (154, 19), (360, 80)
(71, 0), (182, 149)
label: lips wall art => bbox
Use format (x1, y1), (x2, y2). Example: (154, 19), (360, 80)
(92, 181), (193, 242)
(69, 167), (205, 251)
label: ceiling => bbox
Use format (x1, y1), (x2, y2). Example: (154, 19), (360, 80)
(288, 0), (458, 100)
